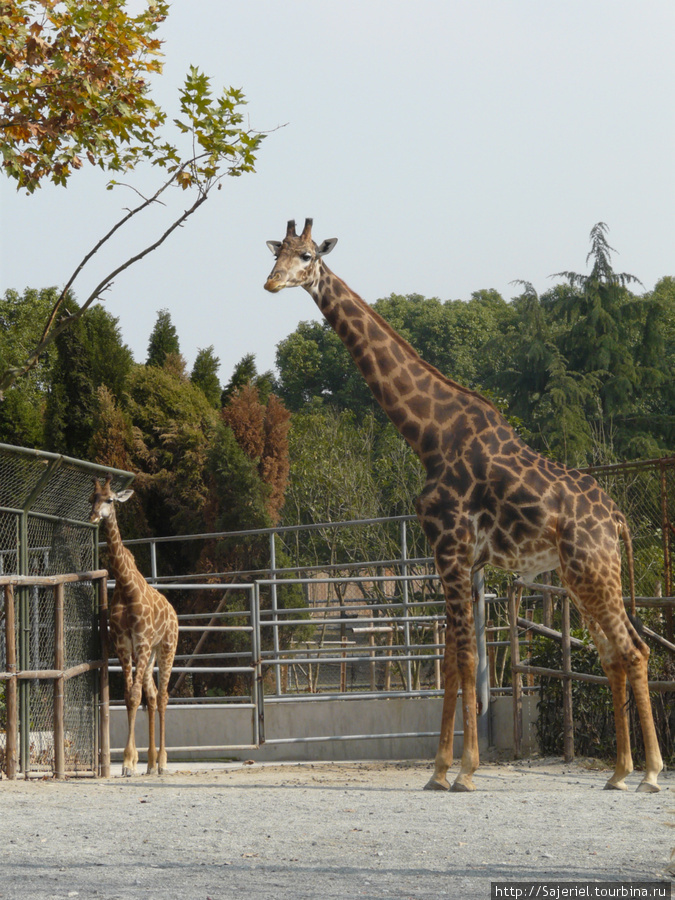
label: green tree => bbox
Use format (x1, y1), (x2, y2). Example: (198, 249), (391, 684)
(191, 346), (221, 408)
(124, 362), (219, 546)
(43, 295), (133, 458)
(147, 309), (180, 367)
(0, 286), (57, 445)
(90, 385), (134, 473)
(221, 353), (276, 407)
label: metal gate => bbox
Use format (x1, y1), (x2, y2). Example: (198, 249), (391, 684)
(109, 582), (265, 757)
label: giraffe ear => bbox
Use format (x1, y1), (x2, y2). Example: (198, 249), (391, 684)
(115, 489), (134, 503)
(316, 238), (337, 257)
(266, 240), (282, 255)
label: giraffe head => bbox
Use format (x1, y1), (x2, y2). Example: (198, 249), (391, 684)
(264, 218), (337, 293)
(89, 474), (134, 524)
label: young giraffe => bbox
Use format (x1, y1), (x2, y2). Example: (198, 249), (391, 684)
(89, 475), (178, 776)
(265, 218), (663, 793)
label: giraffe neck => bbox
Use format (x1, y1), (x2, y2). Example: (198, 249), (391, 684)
(306, 262), (500, 466)
(102, 509), (138, 588)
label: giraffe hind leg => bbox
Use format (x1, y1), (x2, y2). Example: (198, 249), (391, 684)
(156, 640), (176, 775)
(143, 652), (158, 775)
(585, 613), (662, 792)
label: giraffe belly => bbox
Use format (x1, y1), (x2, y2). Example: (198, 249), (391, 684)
(487, 544), (560, 583)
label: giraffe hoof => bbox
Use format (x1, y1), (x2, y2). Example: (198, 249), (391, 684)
(121, 766), (136, 777)
(146, 765), (158, 775)
(636, 780), (660, 793)
(603, 779), (627, 791)
(423, 777), (450, 791)
(452, 777), (477, 793)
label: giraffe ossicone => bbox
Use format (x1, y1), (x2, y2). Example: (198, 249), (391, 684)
(90, 475), (178, 777)
(265, 218), (663, 793)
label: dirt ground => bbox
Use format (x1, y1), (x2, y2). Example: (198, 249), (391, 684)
(0, 757), (673, 900)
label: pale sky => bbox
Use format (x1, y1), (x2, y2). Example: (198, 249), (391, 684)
(1, 1), (674, 385)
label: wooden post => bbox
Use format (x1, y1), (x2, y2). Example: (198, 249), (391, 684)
(5, 584), (17, 779)
(561, 592), (574, 762)
(508, 584), (523, 758)
(541, 571), (553, 629)
(53, 582), (65, 779)
(98, 576), (111, 778)
(525, 608), (535, 688)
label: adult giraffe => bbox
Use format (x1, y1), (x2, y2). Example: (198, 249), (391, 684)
(265, 218), (662, 793)
(90, 475), (178, 776)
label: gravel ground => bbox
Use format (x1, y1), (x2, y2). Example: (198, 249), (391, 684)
(0, 757), (673, 900)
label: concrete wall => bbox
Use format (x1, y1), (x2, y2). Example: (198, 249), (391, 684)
(110, 694), (539, 764)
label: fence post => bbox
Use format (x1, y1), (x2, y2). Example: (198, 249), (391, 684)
(561, 592), (575, 762)
(251, 583), (264, 746)
(98, 576), (110, 777)
(508, 584), (522, 758)
(269, 532), (282, 696)
(399, 519), (413, 691)
(149, 540), (158, 583)
(53, 582), (65, 779)
(660, 462), (673, 640)
(5, 584), (17, 779)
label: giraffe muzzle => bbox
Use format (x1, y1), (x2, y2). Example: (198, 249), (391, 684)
(264, 274), (285, 293)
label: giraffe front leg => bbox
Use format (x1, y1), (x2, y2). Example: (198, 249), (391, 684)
(123, 679), (142, 777)
(450, 599), (478, 792)
(119, 655), (138, 777)
(425, 567), (478, 792)
(453, 659), (478, 791)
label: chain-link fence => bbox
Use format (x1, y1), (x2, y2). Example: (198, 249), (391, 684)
(586, 456), (674, 599)
(0, 443), (133, 776)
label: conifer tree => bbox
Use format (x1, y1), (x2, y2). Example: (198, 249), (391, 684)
(146, 309), (180, 367)
(191, 346), (221, 408)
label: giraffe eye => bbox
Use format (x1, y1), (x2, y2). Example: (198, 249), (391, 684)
(301, 252), (312, 262)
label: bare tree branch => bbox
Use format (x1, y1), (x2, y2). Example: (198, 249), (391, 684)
(0, 157), (218, 398)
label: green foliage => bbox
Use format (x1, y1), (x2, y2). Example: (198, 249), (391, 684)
(152, 65), (262, 188)
(0, 287), (57, 445)
(221, 353), (275, 407)
(207, 420), (271, 534)
(190, 345), (221, 408)
(44, 296), (133, 458)
(124, 362), (218, 535)
(531, 631), (675, 765)
(146, 308), (180, 367)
